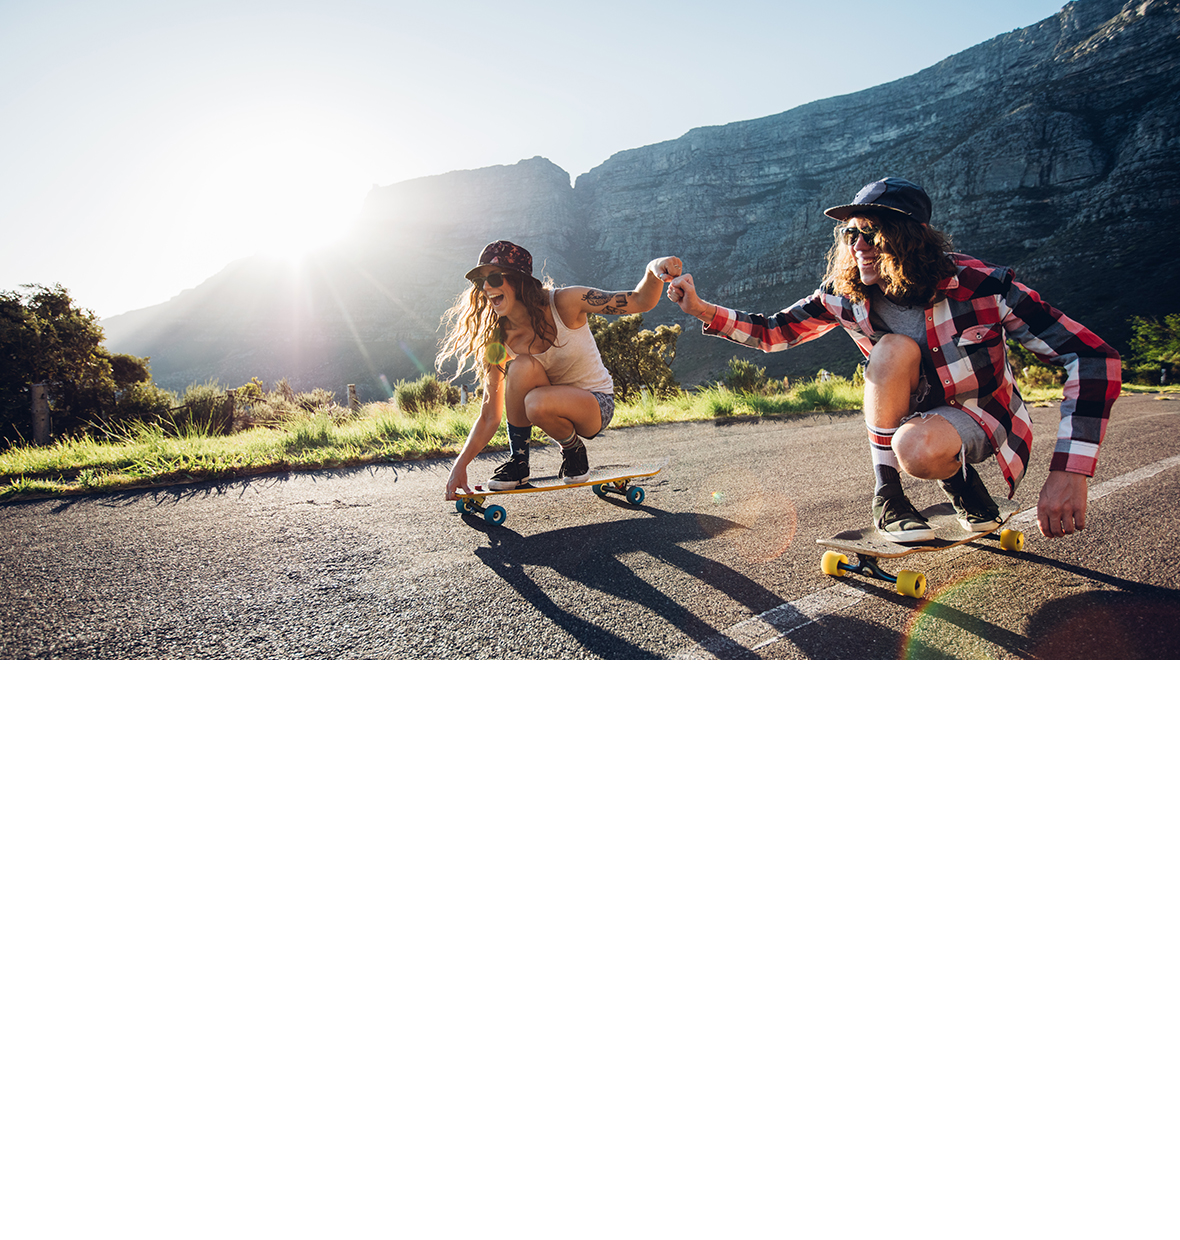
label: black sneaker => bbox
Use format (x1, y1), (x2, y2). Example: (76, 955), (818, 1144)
(872, 492), (936, 543)
(488, 454), (530, 490)
(558, 438), (590, 483)
(939, 464), (1001, 531)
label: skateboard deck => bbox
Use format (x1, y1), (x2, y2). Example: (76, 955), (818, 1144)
(817, 499), (1024, 597)
(452, 458), (666, 527)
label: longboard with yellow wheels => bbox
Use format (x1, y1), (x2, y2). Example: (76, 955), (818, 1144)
(817, 499), (1023, 599)
(451, 459), (666, 528)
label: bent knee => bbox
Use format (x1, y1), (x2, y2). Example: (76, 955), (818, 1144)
(894, 417), (961, 479)
(866, 333), (922, 376)
(506, 355), (548, 387)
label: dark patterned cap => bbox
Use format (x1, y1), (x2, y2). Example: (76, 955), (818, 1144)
(824, 178), (932, 224)
(465, 240), (535, 282)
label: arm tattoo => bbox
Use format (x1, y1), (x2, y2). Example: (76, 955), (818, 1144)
(582, 289), (630, 314)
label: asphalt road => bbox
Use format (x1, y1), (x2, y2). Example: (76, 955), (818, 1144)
(3, 393), (1178, 659)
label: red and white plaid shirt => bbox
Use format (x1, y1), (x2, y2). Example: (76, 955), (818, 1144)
(703, 253), (1122, 495)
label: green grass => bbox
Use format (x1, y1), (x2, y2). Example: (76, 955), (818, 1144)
(4, 377), (1171, 500)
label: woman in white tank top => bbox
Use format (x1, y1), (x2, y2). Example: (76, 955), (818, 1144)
(439, 239), (682, 496)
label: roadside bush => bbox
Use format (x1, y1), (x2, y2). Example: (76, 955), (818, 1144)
(394, 374), (461, 414)
(296, 388), (342, 414)
(231, 378), (353, 429)
(108, 380), (177, 429)
(164, 382), (231, 434)
(719, 356), (768, 393)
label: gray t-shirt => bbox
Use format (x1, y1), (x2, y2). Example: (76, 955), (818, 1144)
(870, 288), (930, 356)
(869, 288), (940, 409)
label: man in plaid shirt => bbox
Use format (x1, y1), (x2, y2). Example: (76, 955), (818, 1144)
(667, 177), (1121, 542)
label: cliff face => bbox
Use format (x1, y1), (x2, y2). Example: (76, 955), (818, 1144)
(576, 0), (1180, 379)
(104, 0), (1180, 395)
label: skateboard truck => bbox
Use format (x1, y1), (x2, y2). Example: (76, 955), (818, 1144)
(820, 525), (1026, 599)
(821, 549), (928, 596)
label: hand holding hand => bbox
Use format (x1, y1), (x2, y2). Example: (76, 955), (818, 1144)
(649, 256), (684, 282)
(1037, 470), (1088, 538)
(667, 273), (708, 319)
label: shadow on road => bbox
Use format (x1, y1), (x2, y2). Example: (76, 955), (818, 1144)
(1026, 591), (1180, 658)
(33, 461), (412, 513)
(469, 506), (794, 657)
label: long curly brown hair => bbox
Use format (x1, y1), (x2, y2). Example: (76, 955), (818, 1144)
(436, 271), (557, 381)
(824, 214), (957, 305)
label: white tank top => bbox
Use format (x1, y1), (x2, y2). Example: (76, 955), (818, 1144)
(514, 289), (613, 394)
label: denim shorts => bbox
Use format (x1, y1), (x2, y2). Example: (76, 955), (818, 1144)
(587, 391), (615, 438)
(905, 377), (993, 464)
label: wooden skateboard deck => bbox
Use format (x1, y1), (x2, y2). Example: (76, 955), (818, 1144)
(817, 499), (1024, 597)
(452, 458), (666, 526)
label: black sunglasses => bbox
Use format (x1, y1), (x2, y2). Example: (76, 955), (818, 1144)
(470, 271), (507, 290)
(840, 226), (882, 247)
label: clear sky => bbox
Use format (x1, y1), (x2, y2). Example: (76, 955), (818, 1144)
(0, 0), (1066, 320)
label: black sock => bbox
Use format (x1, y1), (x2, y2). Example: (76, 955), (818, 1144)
(507, 423), (532, 458)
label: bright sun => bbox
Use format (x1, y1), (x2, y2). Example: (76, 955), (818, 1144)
(202, 103), (367, 263)
(249, 192), (355, 262)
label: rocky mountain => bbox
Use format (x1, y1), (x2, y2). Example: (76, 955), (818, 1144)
(103, 0), (1180, 396)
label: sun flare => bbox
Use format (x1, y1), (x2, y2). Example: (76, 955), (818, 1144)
(249, 195), (355, 262)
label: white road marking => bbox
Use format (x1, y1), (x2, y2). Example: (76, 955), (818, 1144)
(678, 453), (1180, 659)
(1011, 453), (1180, 525)
(675, 583), (863, 659)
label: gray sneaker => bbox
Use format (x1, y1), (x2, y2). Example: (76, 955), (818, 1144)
(939, 464), (1001, 531)
(872, 493), (936, 543)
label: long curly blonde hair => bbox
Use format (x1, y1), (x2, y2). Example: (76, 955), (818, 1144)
(436, 271), (556, 381)
(824, 214), (956, 305)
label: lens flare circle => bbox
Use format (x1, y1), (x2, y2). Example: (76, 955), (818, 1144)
(697, 468), (799, 563)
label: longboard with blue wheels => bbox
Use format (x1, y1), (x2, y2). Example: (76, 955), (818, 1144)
(816, 498), (1023, 598)
(452, 458), (667, 527)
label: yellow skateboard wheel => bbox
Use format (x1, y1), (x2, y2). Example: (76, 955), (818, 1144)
(821, 551), (849, 577)
(896, 570), (927, 598)
(999, 528), (1025, 551)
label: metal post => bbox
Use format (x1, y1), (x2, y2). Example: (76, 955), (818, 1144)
(30, 383), (50, 445)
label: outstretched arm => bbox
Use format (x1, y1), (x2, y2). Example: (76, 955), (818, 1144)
(555, 257), (683, 328)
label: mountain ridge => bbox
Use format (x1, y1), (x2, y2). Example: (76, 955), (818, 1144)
(104, 0), (1180, 395)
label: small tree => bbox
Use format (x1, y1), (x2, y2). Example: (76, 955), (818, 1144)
(1124, 314), (1180, 381)
(0, 284), (115, 442)
(588, 314), (681, 401)
(109, 353), (152, 389)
